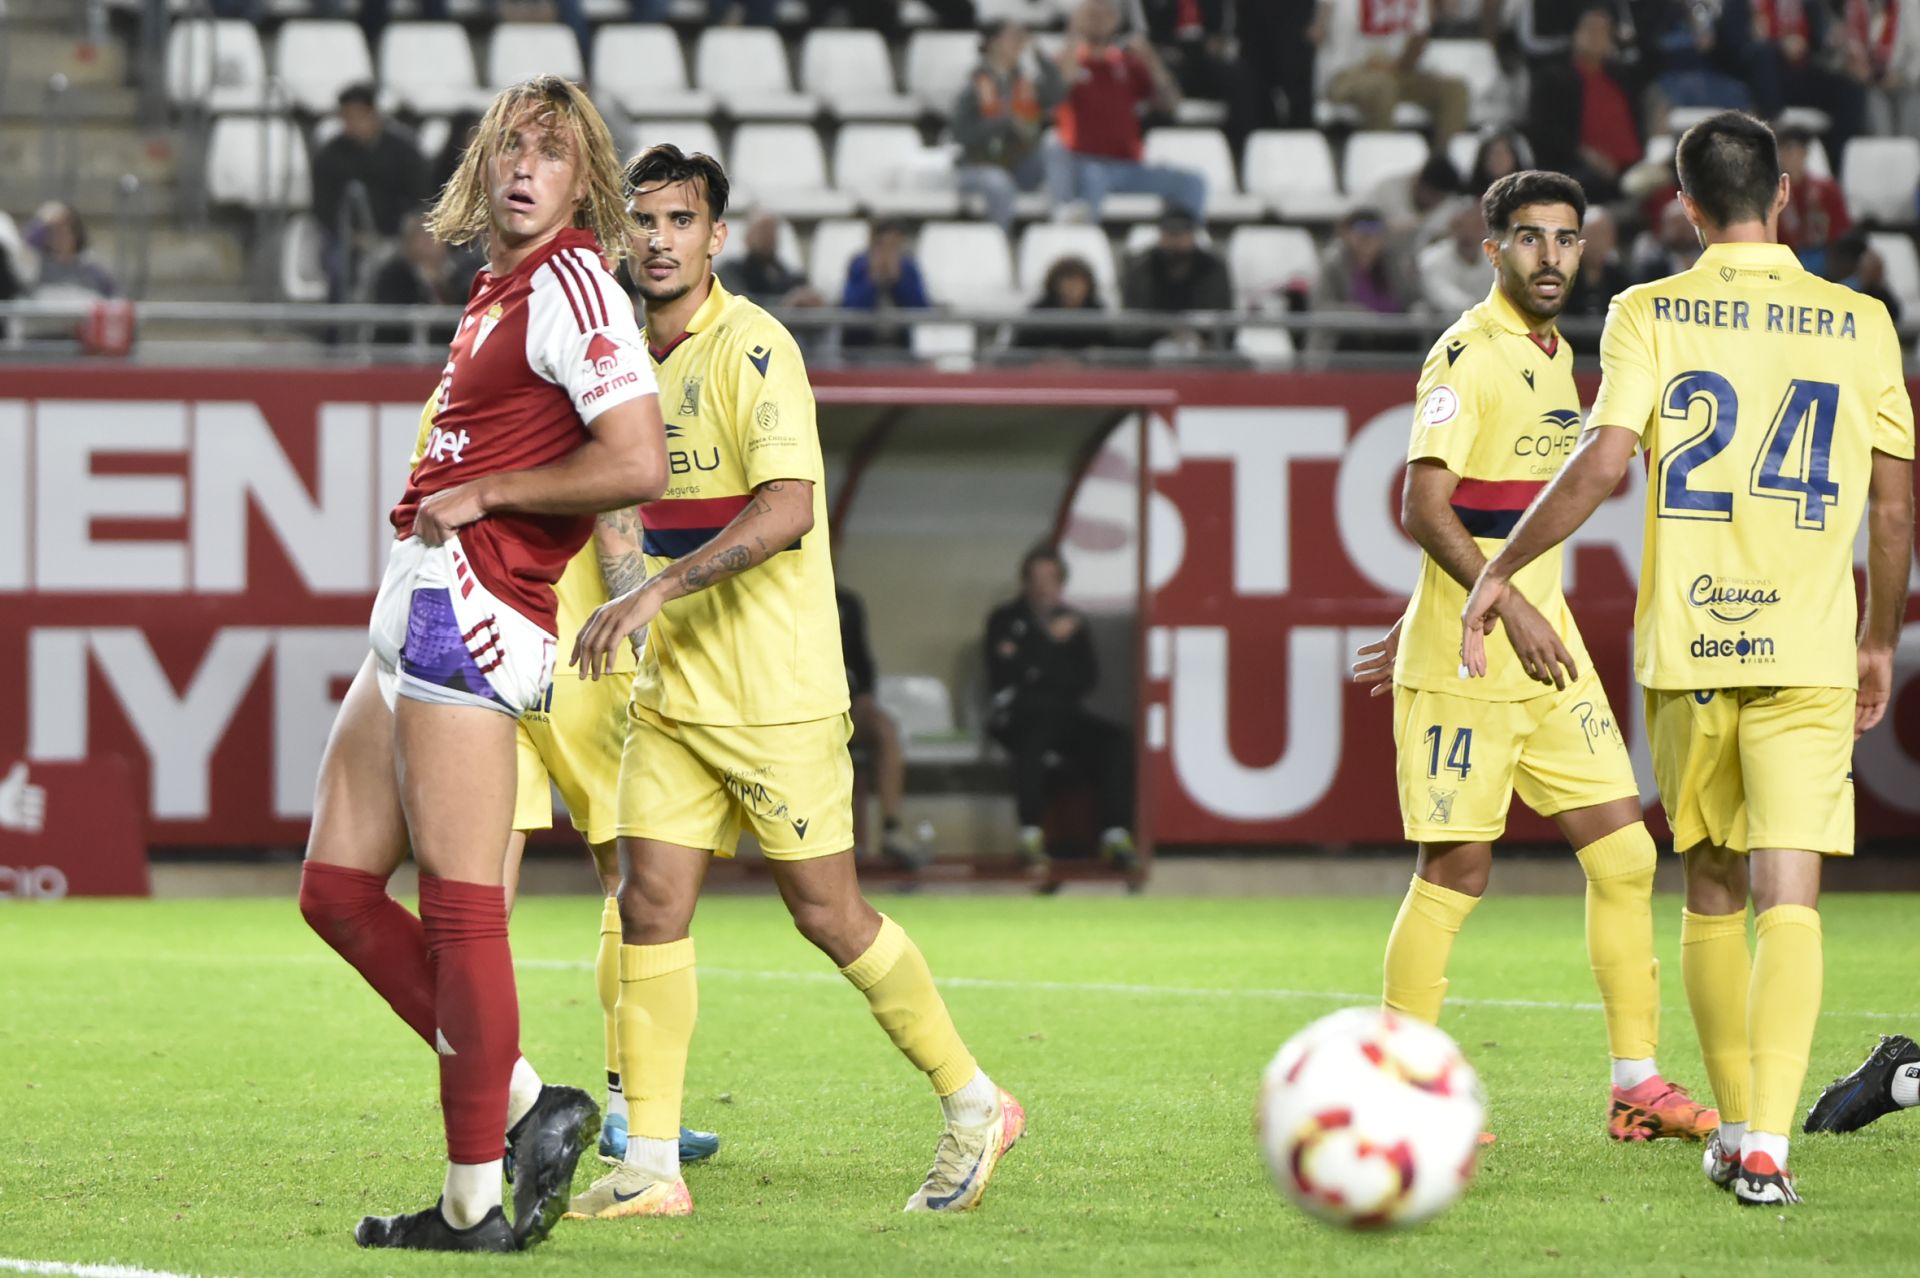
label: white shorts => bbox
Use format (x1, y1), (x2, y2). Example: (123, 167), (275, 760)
(368, 535), (557, 717)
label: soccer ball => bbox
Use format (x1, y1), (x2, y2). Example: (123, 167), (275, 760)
(1257, 1007), (1485, 1229)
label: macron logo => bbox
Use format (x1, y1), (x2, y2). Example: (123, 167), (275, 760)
(586, 333), (624, 378)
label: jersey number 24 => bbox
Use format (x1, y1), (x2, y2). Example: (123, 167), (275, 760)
(1655, 371), (1841, 530)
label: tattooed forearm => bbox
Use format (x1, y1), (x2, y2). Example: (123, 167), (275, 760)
(645, 479), (812, 603)
(598, 549), (648, 599)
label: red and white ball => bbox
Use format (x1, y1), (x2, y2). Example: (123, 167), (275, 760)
(1257, 1007), (1485, 1229)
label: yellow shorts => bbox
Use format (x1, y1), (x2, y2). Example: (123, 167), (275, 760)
(614, 701), (855, 860)
(1393, 669), (1641, 843)
(1644, 685), (1855, 856)
(512, 671), (632, 846)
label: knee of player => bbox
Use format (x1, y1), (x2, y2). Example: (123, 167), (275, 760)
(788, 898), (865, 957)
(615, 879), (688, 943)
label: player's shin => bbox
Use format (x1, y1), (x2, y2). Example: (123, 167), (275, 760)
(1681, 907), (1753, 1130)
(298, 860), (438, 1044)
(1382, 874), (1480, 1025)
(840, 914), (991, 1124)
(1576, 824), (1661, 1072)
(1749, 904), (1823, 1139)
(616, 937), (697, 1181)
(596, 896), (625, 1118)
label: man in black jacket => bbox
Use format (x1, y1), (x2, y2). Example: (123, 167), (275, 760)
(983, 545), (1135, 868)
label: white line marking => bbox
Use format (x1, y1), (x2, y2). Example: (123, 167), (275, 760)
(0, 1259), (229, 1278)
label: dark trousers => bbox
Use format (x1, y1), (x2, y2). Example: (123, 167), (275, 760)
(994, 704), (1134, 833)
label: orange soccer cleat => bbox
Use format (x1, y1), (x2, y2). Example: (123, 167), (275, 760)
(1607, 1076), (1719, 1142)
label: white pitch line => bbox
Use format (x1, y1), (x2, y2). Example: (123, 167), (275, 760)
(0, 1259), (229, 1278)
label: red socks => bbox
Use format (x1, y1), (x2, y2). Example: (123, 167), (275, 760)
(298, 861), (436, 1044)
(417, 873), (519, 1165)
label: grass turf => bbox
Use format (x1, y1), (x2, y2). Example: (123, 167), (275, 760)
(3, 892), (1916, 1277)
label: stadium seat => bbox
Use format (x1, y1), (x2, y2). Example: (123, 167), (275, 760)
(715, 215), (805, 281)
(694, 28), (817, 120)
(1446, 130), (1479, 183)
(800, 30), (918, 121)
(1342, 130), (1430, 198)
(1870, 232), (1920, 321)
(280, 212), (328, 302)
(1016, 223), (1120, 304)
(207, 116), (311, 209)
(1421, 39), (1504, 126)
(484, 22), (584, 91)
(831, 125), (961, 218)
(1122, 221), (1212, 256)
(877, 673), (961, 742)
(378, 22), (489, 115)
(1234, 323), (1297, 364)
(272, 20), (374, 116)
(165, 19), (269, 112)
(974, 0), (1058, 23)
(1226, 226), (1319, 312)
(729, 125), (856, 219)
(631, 118), (724, 165)
(592, 26), (714, 120)
(1142, 128), (1263, 221)
(808, 217), (871, 298)
(904, 30), (981, 114)
(917, 220), (1016, 310)
(1242, 130), (1348, 220)
(1841, 136), (1920, 225)
(909, 322), (979, 366)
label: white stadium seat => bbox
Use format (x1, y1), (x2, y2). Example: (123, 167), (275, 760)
(207, 116), (311, 209)
(592, 26), (713, 120)
(273, 20), (374, 116)
(280, 212), (328, 302)
(1142, 127), (1263, 221)
(1226, 226), (1319, 311)
(831, 124), (960, 218)
(1342, 130), (1429, 197)
(1421, 39), (1504, 126)
(379, 23), (489, 115)
(1016, 223), (1119, 304)
(1870, 232), (1920, 322)
(484, 22), (584, 91)
(166, 19), (268, 111)
(630, 119), (724, 166)
(904, 30), (981, 113)
(800, 29), (917, 121)
(1446, 130), (1480, 183)
(808, 217), (871, 298)
(1842, 136), (1920, 226)
(728, 124), (855, 219)
(916, 220), (1015, 310)
(1242, 130), (1347, 220)
(694, 28), (817, 120)
(1234, 323), (1296, 364)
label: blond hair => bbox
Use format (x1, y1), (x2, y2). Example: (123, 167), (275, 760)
(426, 75), (638, 266)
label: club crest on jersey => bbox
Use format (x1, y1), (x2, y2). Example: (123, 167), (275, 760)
(1420, 385), (1460, 427)
(472, 303), (504, 352)
(678, 376), (703, 418)
(585, 332), (624, 377)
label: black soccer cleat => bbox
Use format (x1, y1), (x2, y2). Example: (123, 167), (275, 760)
(505, 1084), (599, 1248)
(355, 1200), (517, 1252)
(1804, 1034), (1920, 1134)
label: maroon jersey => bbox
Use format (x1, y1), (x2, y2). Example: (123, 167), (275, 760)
(391, 228), (655, 633)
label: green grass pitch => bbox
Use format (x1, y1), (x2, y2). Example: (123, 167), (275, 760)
(4, 892), (1917, 1277)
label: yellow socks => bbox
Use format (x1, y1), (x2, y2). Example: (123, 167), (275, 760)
(596, 896), (622, 1091)
(1749, 904), (1823, 1136)
(615, 938), (698, 1150)
(1681, 908), (1752, 1125)
(840, 914), (978, 1096)
(1576, 824), (1660, 1062)
(1382, 875), (1479, 1025)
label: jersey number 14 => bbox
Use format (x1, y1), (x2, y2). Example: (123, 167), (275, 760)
(1656, 371), (1841, 530)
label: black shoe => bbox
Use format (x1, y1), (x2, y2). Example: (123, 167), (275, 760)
(1804, 1034), (1920, 1133)
(505, 1085), (598, 1248)
(882, 830), (931, 871)
(355, 1200), (517, 1252)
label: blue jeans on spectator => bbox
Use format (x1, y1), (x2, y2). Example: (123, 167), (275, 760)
(1044, 141), (1206, 221)
(958, 150), (1047, 230)
(632, 0), (778, 20)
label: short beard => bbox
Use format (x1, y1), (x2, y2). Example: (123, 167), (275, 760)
(634, 276), (693, 306)
(1503, 264), (1568, 322)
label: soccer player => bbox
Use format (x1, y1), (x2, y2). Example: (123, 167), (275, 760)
(563, 144), (1024, 1220)
(1804, 1034), (1920, 1133)
(1357, 169), (1715, 1143)
(296, 76), (668, 1252)
(1462, 112), (1916, 1205)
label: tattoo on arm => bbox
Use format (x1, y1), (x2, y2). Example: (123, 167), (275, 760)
(594, 506), (648, 598)
(654, 482), (810, 600)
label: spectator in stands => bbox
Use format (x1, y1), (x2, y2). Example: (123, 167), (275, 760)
(1313, 0), (1471, 144)
(1506, 0), (1639, 65)
(21, 203), (116, 299)
(838, 587), (926, 869)
(1121, 210), (1233, 351)
(312, 84), (431, 300)
(953, 21), (1066, 231)
(1465, 128), (1534, 196)
(1133, 0), (1264, 145)
(1528, 4), (1644, 203)
(1048, 0), (1207, 222)
(1240, 1), (1322, 130)
(1829, 229), (1903, 323)
(1631, 197), (1704, 282)
(371, 214), (460, 345)
(1310, 206), (1419, 353)
(720, 213), (823, 308)
(1565, 206), (1631, 316)
(802, 0), (976, 32)
(1374, 153), (1467, 251)
(1747, 0), (1869, 160)
(430, 112), (483, 198)
(1853, 0), (1920, 138)
(984, 544), (1136, 869)
(1017, 256), (1113, 351)
(841, 219), (929, 349)
(1776, 124), (1852, 277)
(1417, 201), (1490, 314)
(1649, 0), (1755, 112)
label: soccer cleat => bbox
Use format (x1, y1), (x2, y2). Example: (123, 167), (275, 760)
(504, 1084), (598, 1249)
(882, 828), (932, 871)
(563, 1166), (694, 1220)
(904, 1088), (1026, 1213)
(1803, 1034), (1920, 1134)
(1607, 1076), (1718, 1142)
(1733, 1150), (1801, 1206)
(355, 1200), (517, 1252)
(597, 1115), (722, 1168)
(1701, 1130), (1740, 1188)
(1100, 829), (1138, 872)
(1017, 828), (1049, 869)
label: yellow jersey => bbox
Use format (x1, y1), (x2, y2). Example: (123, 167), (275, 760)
(1590, 242), (1915, 690)
(635, 275), (847, 726)
(409, 396), (635, 673)
(1395, 285), (1593, 700)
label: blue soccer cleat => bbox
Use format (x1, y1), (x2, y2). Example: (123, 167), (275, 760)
(598, 1112), (721, 1167)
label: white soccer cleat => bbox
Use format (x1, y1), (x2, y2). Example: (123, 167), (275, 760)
(904, 1089), (1026, 1213)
